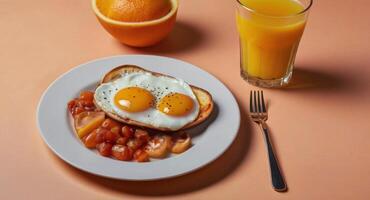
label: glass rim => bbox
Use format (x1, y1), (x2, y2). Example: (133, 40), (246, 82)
(236, 0), (313, 18)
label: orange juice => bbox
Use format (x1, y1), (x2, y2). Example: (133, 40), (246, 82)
(237, 0), (308, 83)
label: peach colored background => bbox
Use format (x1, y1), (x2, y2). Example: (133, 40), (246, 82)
(1, 0), (370, 199)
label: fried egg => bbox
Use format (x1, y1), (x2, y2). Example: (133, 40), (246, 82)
(94, 72), (200, 130)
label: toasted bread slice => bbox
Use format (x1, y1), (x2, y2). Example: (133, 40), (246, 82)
(94, 65), (214, 131)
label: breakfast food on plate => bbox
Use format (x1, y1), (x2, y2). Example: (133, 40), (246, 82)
(92, 0), (178, 47)
(94, 65), (213, 131)
(67, 65), (213, 162)
(170, 131), (191, 154)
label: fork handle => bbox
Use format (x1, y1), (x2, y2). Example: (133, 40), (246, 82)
(260, 122), (287, 192)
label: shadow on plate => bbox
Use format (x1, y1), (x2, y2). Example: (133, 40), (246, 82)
(117, 21), (205, 54)
(48, 98), (253, 196)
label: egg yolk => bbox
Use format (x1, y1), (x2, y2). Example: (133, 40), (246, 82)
(157, 93), (194, 116)
(114, 87), (154, 112)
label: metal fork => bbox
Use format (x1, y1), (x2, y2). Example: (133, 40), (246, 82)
(250, 90), (287, 192)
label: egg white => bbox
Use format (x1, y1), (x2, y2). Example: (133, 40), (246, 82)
(94, 72), (200, 131)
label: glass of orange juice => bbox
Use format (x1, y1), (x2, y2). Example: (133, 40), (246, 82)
(236, 0), (312, 87)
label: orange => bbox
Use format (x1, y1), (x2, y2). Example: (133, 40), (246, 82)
(74, 112), (105, 138)
(98, 0), (172, 22)
(92, 0), (178, 47)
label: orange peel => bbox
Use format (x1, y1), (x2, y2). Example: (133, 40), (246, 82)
(92, 0), (178, 47)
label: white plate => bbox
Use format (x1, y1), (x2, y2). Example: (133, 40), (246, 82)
(37, 55), (240, 180)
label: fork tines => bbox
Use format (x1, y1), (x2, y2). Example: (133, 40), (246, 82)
(249, 90), (267, 114)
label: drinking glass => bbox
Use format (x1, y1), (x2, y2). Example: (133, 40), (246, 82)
(236, 0), (312, 87)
